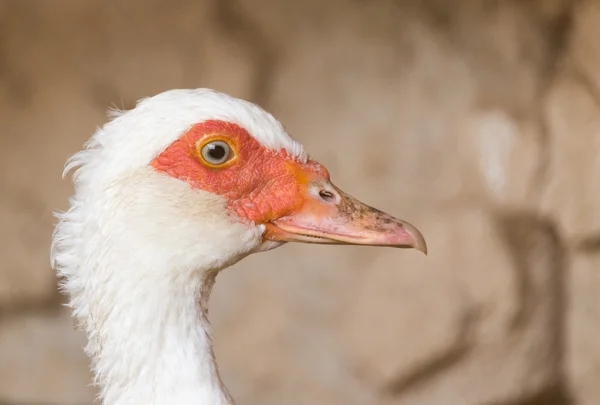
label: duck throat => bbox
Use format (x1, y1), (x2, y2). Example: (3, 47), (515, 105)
(52, 169), (264, 405)
(81, 265), (231, 405)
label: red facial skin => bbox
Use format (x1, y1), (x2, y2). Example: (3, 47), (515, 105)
(151, 120), (329, 224)
(151, 120), (427, 252)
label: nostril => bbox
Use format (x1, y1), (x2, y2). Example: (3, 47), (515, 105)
(319, 189), (336, 203)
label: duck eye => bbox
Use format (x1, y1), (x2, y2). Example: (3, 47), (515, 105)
(200, 140), (232, 166)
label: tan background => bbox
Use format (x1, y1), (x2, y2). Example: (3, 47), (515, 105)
(0, 0), (599, 404)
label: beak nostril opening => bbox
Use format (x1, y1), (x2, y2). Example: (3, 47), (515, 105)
(319, 189), (336, 203)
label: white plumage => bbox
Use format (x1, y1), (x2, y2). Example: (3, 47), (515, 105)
(51, 88), (425, 405)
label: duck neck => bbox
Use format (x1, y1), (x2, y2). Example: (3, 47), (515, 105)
(84, 266), (231, 405)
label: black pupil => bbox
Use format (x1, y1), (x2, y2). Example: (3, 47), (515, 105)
(208, 144), (227, 160)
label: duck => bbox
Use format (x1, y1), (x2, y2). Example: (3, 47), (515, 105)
(50, 88), (427, 405)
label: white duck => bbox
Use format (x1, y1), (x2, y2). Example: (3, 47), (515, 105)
(51, 89), (426, 405)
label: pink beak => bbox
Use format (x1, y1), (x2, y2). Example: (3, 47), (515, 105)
(263, 181), (427, 254)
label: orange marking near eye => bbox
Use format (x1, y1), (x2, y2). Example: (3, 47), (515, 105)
(151, 120), (329, 224)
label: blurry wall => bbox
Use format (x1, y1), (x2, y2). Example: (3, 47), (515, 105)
(0, 0), (598, 404)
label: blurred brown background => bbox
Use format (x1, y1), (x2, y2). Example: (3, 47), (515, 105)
(0, 0), (598, 404)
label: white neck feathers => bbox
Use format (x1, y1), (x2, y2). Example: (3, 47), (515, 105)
(87, 262), (232, 405)
(52, 168), (263, 405)
(51, 88), (302, 405)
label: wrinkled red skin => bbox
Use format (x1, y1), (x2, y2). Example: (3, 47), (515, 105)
(151, 120), (329, 224)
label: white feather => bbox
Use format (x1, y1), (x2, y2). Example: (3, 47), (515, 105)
(51, 89), (299, 405)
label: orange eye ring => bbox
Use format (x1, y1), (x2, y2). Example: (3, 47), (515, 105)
(196, 135), (238, 169)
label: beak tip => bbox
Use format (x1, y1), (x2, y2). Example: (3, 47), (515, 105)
(401, 222), (427, 256)
(409, 237), (427, 255)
